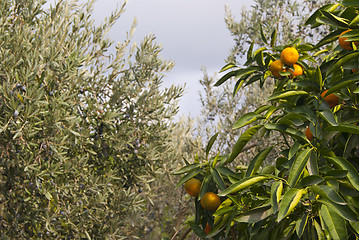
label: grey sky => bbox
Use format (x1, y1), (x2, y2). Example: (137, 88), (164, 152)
(47, 0), (254, 116)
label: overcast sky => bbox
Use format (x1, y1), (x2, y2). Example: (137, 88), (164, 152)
(48, 0), (254, 116)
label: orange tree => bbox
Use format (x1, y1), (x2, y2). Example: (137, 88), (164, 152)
(176, 1), (359, 239)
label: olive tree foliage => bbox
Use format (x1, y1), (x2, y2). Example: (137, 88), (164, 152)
(0, 0), (183, 238)
(195, 0), (331, 165)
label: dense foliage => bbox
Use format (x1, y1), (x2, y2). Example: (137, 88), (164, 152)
(178, 1), (359, 239)
(0, 0), (183, 238)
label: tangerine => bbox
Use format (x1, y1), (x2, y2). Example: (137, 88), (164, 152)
(281, 47), (299, 65)
(321, 90), (339, 108)
(305, 127), (313, 141)
(339, 30), (359, 50)
(200, 192), (221, 211)
(184, 178), (201, 197)
(289, 64), (303, 77)
(270, 60), (284, 78)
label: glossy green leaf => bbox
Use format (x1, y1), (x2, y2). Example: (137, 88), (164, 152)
(219, 63), (237, 73)
(206, 132), (219, 159)
(319, 109), (337, 126)
(288, 141), (301, 160)
(296, 212), (309, 238)
(235, 205), (272, 223)
(264, 123), (308, 142)
(325, 123), (359, 135)
(277, 188), (305, 222)
(327, 51), (359, 75)
(288, 149), (312, 187)
(215, 69), (239, 86)
(175, 168), (202, 188)
(198, 173), (212, 199)
(326, 156), (359, 191)
(319, 10), (349, 29)
(270, 181), (283, 213)
(232, 112), (264, 130)
(218, 175), (270, 196)
(299, 175), (324, 187)
(270, 28), (277, 47)
(320, 205), (348, 240)
(259, 23), (267, 44)
(267, 90), (308, 101)
(246, 146), (273, 177)
(319, 198), (358, 222)
(311, 185), (346, 205)
(211, 168), (226, 191)
(224, 125), (263, 164)
(173, 163), (201, 175)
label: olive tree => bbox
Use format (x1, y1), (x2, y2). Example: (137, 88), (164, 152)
(0, 0), (183, 238)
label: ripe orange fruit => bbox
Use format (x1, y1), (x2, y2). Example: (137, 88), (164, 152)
(204, 222), (211, 234)
(339, 29), (359, 50)
(289, 64), (303, 77)
(305, 127), (313, 141)
(200, 192), (221, 211)
(184, 178), (201, 197)
(281, 47), (299, 65)
(321, 90), (339, 108)
(270, 60), (284, 78)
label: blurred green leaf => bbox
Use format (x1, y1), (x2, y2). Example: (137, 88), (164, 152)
(277, 188), (305, 222)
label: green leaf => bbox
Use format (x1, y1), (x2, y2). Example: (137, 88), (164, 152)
(215, 69), (239, 86)
(315, 66), (323, 89)
(267, 90), (308, 101)
(187, 220), (207, 239)
(224, 125), (263, 164)
(327, 51), (359, 75)
(218, 175), (270, 196)
(270, 28), (277, 47)
(326, 156), (359, 191)
(319, 109), (337, 126)
(247, 42), (254, 62)
(320, 205), (348, 240)
(219, 63), (237, 73)
(296, 212), (309, 238)
(216, 166), (240, 179)
(325, 123), (359, 135)
(288, 149), (312, 187)
(233, 113), (264, 130)
(311, 185), (346, 205)
(173, 163), (201, 175)
(245, 146), (273, 177)
(342, 0), (359, 7)
(259, 22), (267, 44)
(235, 205), (272, 223)
(319, 10), (349, 29)
(198, 173), (212, 200)
(211, 168), (226, 191)
(319, 198), (358, 222)
(277, 188), (305, 222)
(264, 123), (308, 143)
(175, 168), (202, 188)
(288, 142), (301, 160)
(271, 181), (283, 213)
(206, 132), (219, 159)
(299, 175), (324, 187)
(327, 73), (359, 94)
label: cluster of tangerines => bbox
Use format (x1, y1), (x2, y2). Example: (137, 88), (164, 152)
(184, 178), (221, 234)
(270, 47), (303, 79)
